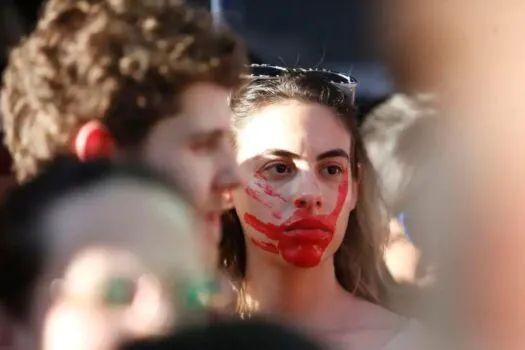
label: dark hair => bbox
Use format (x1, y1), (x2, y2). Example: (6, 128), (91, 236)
(1, 0), (247, 182)
(220, 71), (388, 313)
(119, 318), (324, 350)
(0, 156), (179, 321)
(0, 132), (12, 176)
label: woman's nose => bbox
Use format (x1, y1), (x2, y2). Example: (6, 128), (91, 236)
(293, 193), (323, 210)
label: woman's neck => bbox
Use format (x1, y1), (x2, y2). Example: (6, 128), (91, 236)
(243, 246), (347, 324)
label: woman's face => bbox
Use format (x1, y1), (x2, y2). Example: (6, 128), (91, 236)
(232, 100), (358, 268)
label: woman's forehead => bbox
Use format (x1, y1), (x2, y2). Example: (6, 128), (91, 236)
(235, 101), (352, 163)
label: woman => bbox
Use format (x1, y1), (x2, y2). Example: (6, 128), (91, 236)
(221, 65), (421, 349)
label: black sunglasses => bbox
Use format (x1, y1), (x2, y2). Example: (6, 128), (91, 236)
(243, 64), (358, 104)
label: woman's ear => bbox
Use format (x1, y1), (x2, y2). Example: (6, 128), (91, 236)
(72, 120), (115, 161)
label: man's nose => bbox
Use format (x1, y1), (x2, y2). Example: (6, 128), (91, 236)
(214, 169), (241, 211)
(212, 144), (242, 200)
(213, 164), (242, 192)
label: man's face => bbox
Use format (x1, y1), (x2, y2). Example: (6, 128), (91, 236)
(34, 179), (214, 350)
(142, 82), (241, 244)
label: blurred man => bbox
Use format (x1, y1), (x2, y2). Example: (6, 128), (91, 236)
(0, 157), (222, 350)
(1, 0), (247, 242)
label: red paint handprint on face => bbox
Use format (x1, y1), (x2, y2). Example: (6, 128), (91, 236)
(253, 173), (287, 202)
(243, 172), (286, 220)
(243, 172), (349, 268)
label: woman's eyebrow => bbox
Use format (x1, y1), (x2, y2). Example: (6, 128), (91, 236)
(316, 149), (350, 161)
(259, 149), (300, 159)
(255, 148), (350, 161)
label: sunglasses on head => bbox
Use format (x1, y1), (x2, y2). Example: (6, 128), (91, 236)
(243, 64), (358, 104)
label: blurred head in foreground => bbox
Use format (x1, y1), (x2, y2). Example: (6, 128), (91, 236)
(0, 157), (215, 350)
(119, 318), (324, 350)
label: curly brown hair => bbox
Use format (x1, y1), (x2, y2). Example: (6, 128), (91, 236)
(1, 0), (247, 182)
(221, 71), (389, 315)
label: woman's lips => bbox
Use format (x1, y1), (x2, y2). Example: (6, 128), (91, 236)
(282, 229), (331, 243)
(280, 218), (334, 244)
(283, 218), (334, 234)
(278, 218), (334, 268)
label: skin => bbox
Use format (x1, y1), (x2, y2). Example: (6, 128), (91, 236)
(384, 219), (433, 287)
(18, 179), (213, 350)
(231, 100), (410, 349)
(142, 82), (242, 244)
(233, 101), (357, 268)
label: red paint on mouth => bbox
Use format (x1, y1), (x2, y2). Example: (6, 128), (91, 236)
(284, 218), (333, 232)
(244, 173), (349, 268)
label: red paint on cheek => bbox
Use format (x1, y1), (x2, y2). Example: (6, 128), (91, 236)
(244, 187), (273, 209)
(244, 213), (281, 241)
(244, 173), (286, 220)
(245, 173), (350, 268)
(254, 173), (287, 202)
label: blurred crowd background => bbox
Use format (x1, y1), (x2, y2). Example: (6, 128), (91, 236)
(1, 0), (525, 349)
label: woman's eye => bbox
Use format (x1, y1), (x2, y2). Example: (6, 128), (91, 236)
(263, 163), (294, 178)
(321, 165), (344, 177)
(272, 164), (291, 174)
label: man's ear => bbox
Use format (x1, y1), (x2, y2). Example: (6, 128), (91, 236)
(72, 120), (115, 161)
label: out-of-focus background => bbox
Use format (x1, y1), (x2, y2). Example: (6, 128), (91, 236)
(0, 0), (392, 121)
(3, 1), (525, 348)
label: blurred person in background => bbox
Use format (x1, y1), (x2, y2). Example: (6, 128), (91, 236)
(361, 93), (439, 318)
(1, 0), (247, 243)
(382, 1), (525, 348)
(0, 157), (221, 350)
(220, 65), (423, 350)
(119, 318), (324, 350)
